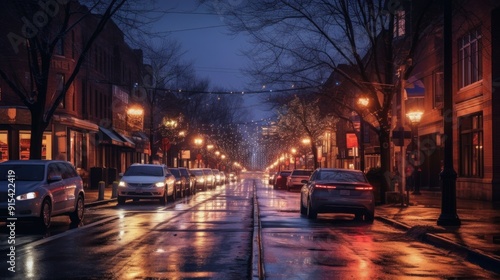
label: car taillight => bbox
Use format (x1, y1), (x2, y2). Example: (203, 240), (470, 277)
(277, 175), (282, 179)
(315, 184), (336, 189)
(355, 186), (373, 190)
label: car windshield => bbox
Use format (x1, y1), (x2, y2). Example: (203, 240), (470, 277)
(124, 166), (163, 177)
(169, 169), (181, 177)
(317, 170), (367, 183)
(0, 164), (45, 181)
(191, 170), (203, 175)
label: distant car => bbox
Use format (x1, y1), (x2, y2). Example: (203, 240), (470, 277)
(169, 168), (188, 198)
(203, 168), (215, 189)
(212, 169), (221, 186)
(273, 170), (292, 189)
(268, 172), (277, 185)
(286, 169), (313, 191)
(228, 172), (237, 182)
(118, 164), (175, 205)
(190, 168), (207, 191)
(219, 171), (227, 184)
(300, 168), (375, 223)
(178, 167), (195, 195)
(0, 160), (85, 229)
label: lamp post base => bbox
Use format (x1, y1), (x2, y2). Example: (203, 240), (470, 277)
(437, 214), (461, 226)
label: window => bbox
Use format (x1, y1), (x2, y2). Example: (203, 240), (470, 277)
(458, 28), (482, 88)
(433, 71), (444, 109)
(393, 10), (406, 38)
(0, 131), (8, 162)
(56, 74), (65, 108)
(459, 113), (483, 178)
(19, 131), (52, 160)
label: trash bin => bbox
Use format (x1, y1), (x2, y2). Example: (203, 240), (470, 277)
(90, 167), (104, 189)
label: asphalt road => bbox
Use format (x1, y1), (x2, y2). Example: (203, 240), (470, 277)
(1, 177), (498, 279)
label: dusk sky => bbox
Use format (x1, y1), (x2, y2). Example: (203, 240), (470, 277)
(153, 1), (273, 121)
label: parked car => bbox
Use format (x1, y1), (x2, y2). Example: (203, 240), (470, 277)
(117, 164), (175, 205)
(178, 167), (195, 195)
(219, 171), (227, 184)
(203, 168), (215, 189)
(190, 168), (207, 191)
(300, 168), (375, 223)
(273, 170), (292, 189)
(169, 168), (187, 198)
(268, 172), (277, 185)
(228, 172), (237, 182)
(286, 169), (313, 191)
(212, 169), (222, 186)
(0, 160), (85, 229)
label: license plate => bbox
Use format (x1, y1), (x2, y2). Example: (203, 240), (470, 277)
(340, 190), (350, 196)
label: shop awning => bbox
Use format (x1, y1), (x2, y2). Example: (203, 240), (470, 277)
(53, 115), (99, 132)
(132, 131), (150, 154)
(116, 132), (135, 148)
(98, 127), (124, 146)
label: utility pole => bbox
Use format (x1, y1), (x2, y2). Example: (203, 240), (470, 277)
(438, 0), (461, 226)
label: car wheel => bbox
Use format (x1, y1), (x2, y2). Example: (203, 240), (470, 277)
(38, 199), (52, 230)
(69, 195), (85, 224)
(169, 186), (176, 202)
(159, 190), (167, 205)
(300, 196), (307, 216)
(365, 211), (375, 223)
(117, 196), (126, 205)
(307, 199), (317, 219)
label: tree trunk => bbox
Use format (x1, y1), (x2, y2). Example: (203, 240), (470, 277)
(377, 127), (392, 204)
(29, 107), (48, 160)
(311, 143), (318, 169)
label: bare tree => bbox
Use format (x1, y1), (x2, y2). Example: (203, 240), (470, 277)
(135, 38), (194, 163)
(0, 0), (157, 159)
(206, 0), (437, 198)
(277, 95), (336, 169)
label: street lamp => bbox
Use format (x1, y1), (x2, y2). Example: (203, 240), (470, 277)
(357, 97), (370, 172)
(291, 148), (297, 169)
(406, 111), (423, 195)
(194, 137), (203, 168)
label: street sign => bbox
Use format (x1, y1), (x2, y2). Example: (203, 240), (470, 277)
(162, 138), (171, 151)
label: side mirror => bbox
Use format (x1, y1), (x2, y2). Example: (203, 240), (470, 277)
(48, 175), (63, 183)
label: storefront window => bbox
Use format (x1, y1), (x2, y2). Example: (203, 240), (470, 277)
(19, 131), (52, 160)
(0, 131), (8, 162)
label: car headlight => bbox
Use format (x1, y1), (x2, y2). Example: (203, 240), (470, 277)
(155, 182), (165, 188)
(17, 192), (38, 201)
(118, 181), (127, 187)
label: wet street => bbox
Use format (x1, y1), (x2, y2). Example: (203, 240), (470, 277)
(1, 176), (498, 279)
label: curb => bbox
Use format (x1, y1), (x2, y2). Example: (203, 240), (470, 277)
(85, 198), (116, 207)
(252, 180), (264, 280)
(376, 216), (500, 274)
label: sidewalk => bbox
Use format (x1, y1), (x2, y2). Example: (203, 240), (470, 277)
(83, 186), (116, 206)
(376, 190), (500, 274)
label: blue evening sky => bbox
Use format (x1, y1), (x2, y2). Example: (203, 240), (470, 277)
(153, 1), (273, 121)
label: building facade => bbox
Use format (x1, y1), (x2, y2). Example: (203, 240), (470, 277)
(0, 1), (150, 187)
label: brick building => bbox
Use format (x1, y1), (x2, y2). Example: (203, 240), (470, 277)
(0, 1), (150, 187)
